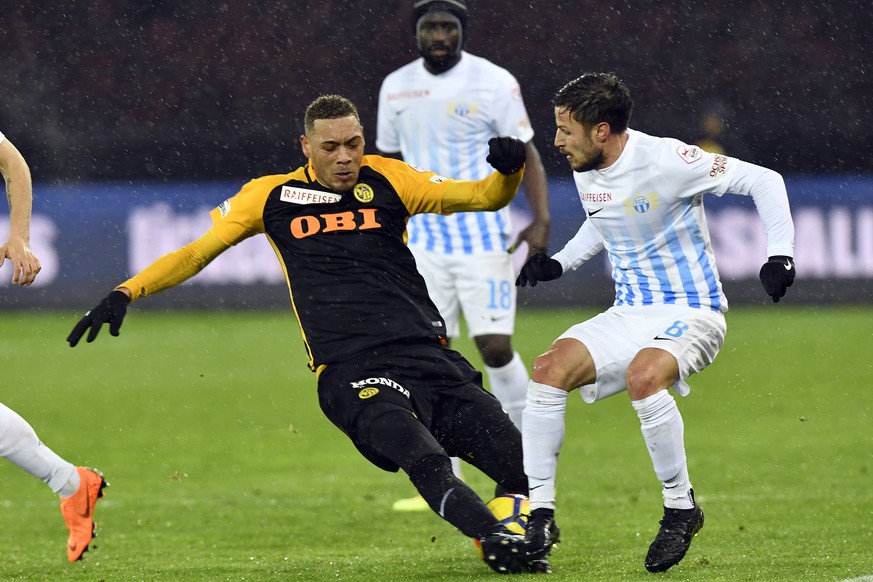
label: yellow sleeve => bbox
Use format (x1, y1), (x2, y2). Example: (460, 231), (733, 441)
(365, 155), (524, 215)
(118, 174), (285, 301)
(118, 229), (229, 301)
(440, 169), (524, 213)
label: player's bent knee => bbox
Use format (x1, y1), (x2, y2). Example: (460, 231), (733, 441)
(531, 352), (575, 390)
(361, 406), (445, 472)
(626, 365), (669, 400)
(408, 454), (454, 484)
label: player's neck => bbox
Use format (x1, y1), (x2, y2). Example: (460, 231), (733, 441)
(601, 132), (629, 169)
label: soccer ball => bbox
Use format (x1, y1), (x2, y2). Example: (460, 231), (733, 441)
(487, 494), (530, 534)
(473, 494), (530, 558)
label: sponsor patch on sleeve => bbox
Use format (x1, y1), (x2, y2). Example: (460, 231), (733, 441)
(407, 162), (448, 182)
(676, 145), (703, 164)
(708, 154), (729, 178)
(218, 199), (231, 217)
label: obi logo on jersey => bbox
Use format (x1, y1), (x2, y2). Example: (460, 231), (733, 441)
(289, 208), (382, 239)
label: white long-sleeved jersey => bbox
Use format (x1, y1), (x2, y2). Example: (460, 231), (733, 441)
(553, 129), (795, 312)
(376, 51), (534, 255)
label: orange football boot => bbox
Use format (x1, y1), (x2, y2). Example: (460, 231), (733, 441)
(60, 467), (108, 561)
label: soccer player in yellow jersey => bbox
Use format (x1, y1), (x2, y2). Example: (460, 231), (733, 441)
(67, 95), (552, 574)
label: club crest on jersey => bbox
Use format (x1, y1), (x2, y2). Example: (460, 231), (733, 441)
(447, 100), (480, 119)
(280, 186), (342, 205)
(358, 387), (379, 399)
(353, 183), (374, 203)
(677, 145), (703, 164)
(624, 192), (661, 215)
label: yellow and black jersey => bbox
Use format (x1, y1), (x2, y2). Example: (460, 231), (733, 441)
(204, 155), (521, 371)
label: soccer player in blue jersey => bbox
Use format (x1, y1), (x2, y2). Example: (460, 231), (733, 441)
(516, 73), (796, 573)
(377, 0), (550, 511)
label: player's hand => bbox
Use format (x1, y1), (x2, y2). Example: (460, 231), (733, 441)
(759, 255), (795, 303)
(486, 136), (526, 175)
(508, 220), (550, 257)
(516, 252), (562, 287)
(0, 237), (41, 286)
(67, 290), (131, 347)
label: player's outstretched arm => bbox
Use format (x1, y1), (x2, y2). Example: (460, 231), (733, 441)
(442, 137), (526, 213)
(67, 228), (230, 347)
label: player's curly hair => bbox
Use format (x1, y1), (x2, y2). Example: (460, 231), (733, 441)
(551, 72), (633, 133)
(303, 95), (361, 134)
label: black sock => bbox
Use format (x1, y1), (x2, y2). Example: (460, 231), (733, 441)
(408, 455), (502, 539)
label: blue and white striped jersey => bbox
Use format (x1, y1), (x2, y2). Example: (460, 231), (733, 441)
(376, 51), (534, 255)
(554, 129), (795, 313)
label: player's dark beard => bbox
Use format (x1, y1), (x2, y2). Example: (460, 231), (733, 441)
(573, 150), (606, 173)
(420, 43), (460, 73)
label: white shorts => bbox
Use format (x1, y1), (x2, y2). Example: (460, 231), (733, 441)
(410, 248), (516, 338)
(558, 304), (726, 403)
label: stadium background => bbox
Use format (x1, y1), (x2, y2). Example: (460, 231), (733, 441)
(2, 4), (873, 580)
(1, 0), (871, 307)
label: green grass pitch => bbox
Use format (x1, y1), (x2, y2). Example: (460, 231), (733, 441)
(1, 306), (871, 581)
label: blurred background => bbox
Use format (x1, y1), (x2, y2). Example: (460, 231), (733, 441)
(1, 0), (871, 307)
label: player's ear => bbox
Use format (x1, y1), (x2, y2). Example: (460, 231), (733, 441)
(300, 134), (311, 159)
(594, 122), (611, 143)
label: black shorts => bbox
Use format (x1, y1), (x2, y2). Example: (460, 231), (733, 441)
(317, 340), (508, 472)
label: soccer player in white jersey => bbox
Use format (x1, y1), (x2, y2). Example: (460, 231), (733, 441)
(0, 129), (108, 561)
(376, 0), (550, 511)
(515, 73), (796, 573)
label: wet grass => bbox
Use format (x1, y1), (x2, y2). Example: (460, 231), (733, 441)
(0, 306), (871, 581)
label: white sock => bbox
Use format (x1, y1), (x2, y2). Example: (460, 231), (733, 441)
(485, 351), (529, 429)
(522, 381), (568, 511)
(0, 403), (80, 497)
(632, 390), (694, 510)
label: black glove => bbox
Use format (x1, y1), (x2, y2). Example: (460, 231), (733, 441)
(516, 252), (562, 287)
(67, 290), (131, 347)
(486, 136), (526, 175)
(759, 255), (796, 303)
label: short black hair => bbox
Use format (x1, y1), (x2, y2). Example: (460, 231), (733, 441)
(411, 0), (468, 35)
(303, 95), (361, 134)
(551, 72), (633, 133)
